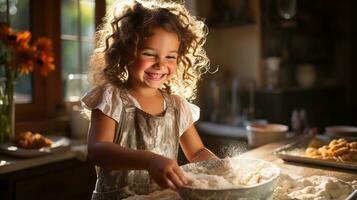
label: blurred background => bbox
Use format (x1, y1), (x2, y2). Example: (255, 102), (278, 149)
(1, 0), (357, 199)
(1, 0), (355, 138)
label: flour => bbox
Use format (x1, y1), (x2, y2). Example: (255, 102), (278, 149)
(273, 174), (357, 200)
(124, 174), (356, 200)
(123, 189), (181, 200)
(185, 161), (279, 189)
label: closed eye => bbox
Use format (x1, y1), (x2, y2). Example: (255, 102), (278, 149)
(166, 56), (177, 59)
(142, 52), (156, 57)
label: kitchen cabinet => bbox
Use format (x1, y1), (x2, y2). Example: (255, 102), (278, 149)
(260, 0), (347, 86)
(254, 86), (347, 131)
(260, 0), (357, 125)
(0, 147), (96, 200)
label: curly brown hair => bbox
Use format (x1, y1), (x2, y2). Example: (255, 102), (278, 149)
(88, 0), (210, 100)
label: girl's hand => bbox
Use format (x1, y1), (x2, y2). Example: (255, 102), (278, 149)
(147, 154), (188, 190)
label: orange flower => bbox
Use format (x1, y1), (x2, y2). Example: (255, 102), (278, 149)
(1, 23), (56, 77)
(15, 31), (31, 48)
(34, 37), (53, 56)
(34, 52), (55, 76)
(33, 38), (56, 76)
(9, 46), (36, 75)
(0, 22), (31, 47)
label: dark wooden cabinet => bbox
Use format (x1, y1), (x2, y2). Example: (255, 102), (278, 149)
(254, 86), (348, 131)
(0, 159), (96, 200)
(259, 0), (357, 125)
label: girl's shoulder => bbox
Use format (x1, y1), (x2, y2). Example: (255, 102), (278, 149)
(168, 93), (181, 100)
(168, 93), (196, 107)
(81, 83), (122, 104)
(168, 94), (200, 136)
(168, 93), (200, 118)
(81, 83), (125, 123)
(167, 93), (186, 106)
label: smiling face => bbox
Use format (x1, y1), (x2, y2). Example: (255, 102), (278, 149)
(127, 27), (180, 90)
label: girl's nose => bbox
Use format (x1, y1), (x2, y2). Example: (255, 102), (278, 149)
(154, 59), (166, 69)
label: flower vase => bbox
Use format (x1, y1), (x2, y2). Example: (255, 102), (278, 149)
(0, 78), (15, 144)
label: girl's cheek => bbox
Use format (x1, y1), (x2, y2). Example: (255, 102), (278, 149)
(170, 66), (177, 75)
(135, 59), (152, 69)
(135, 57), (147, 65)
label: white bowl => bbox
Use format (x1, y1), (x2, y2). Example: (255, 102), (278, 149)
(325, 125), (357, 137)
(246, 124), (288, 148)
(179, 158), (280, 200)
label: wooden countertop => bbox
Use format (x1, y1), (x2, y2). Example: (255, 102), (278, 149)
(2, 139), (356, 181)
(236, 141), (357, 182)
(2, 139), (355, 199)
(0, 140), (95, 200)
(0, 141), (87, 175)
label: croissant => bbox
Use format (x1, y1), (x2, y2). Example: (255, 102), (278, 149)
(15, 131), (53, 149)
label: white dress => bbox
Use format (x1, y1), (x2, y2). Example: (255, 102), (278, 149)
(81, 83), (200, 200)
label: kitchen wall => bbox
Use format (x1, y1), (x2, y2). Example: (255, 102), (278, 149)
(186, 0), (263, 87)
(186, 0), (357, 126)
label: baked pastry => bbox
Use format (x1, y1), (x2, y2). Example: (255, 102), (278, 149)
(305, 138), (357, 162)
(15, 131), (53, 149)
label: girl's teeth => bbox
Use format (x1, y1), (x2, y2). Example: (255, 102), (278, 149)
(147, 73), (163, 79)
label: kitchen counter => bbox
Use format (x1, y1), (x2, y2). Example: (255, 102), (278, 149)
(237, 141), (357, 182)
(1, 139), (356, 199)
(0, 143), (87, 175)
(0, 140), (96, 200)
(125, 140), (357, 199)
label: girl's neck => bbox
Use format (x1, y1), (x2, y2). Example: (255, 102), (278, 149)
(126, 84), (165, 116)
(127, 84), (161, 98)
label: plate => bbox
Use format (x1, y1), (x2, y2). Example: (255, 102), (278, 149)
(325, 126), (357, 137)
(0, 136), (71, 158)
(274, 135), (357, 171)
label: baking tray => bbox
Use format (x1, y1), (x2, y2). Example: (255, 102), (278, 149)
(274, 135), (357, 171)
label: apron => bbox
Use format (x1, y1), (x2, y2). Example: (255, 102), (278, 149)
(91, 89), (180, 200)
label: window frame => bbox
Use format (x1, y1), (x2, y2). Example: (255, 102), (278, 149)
(61, 0), (97, 102)
(14, 0), (105, 133)
(15, 0), (62, 122)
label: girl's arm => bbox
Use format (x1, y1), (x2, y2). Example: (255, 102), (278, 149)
(179, 125), (219, 163)
(87, 109), (187, 189)
(87, 109), (152, 170)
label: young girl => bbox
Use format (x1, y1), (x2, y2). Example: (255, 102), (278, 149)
(82, 0), (218, 199)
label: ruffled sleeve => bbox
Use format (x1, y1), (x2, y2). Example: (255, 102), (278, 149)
(81, 83), (123, 123)
(172, 95), (200, 136)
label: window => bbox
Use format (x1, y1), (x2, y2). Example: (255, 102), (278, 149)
(0, 0), (32, 104)
(61, 0), (95, 102)
(0, 0), (106, 133)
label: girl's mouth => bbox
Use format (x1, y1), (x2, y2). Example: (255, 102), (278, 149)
(145, 72), (167, 80)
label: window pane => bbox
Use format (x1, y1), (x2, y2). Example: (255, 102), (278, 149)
(80, 0), (95, 38)
(61, 0), (79, 36)
(12, 0), (31, 103)
(62, 40), (80, 76)
(81, 41), (94, 72)
(10, 0), (30, 31)
(15, 75), (32, 103)
(0, 0), (7, 22)
(64, 73), (89, 101)
(62, 40), (81, 101)
(61, 0), (95, 101)
(0, 0), (32, 104)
